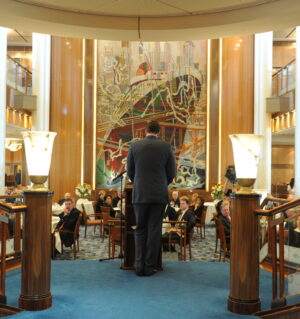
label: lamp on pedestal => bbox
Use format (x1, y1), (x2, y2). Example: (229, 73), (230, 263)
(21, 131), (56, 190)
(229, 134), (263, 193)
(19, 131), (56, 311)
(227, 134), (263, 315)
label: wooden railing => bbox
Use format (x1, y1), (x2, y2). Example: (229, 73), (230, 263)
(0, 197), (26, 305)
(255, 197), (300, 309)
(272, 59), (296, 97)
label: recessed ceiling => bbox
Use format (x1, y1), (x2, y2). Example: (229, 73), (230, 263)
(11, 0), (280, 17)
(1, 0), (300, 40)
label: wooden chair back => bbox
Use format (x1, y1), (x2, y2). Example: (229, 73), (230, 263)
(81, 204), (88, 225)
(73, 215), (82, 240)
(213, 216), (228, 262)
(200, 206), (207, 224)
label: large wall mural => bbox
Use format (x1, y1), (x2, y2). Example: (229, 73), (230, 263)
(96, 41), (207, 189)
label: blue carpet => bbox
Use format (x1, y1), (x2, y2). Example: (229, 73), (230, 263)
(3, 261), (279, 318)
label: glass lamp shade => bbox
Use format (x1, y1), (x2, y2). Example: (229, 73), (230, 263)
(21, 131), (57, 190)
(229, 134), (263, 193)
(5, 138), (23, 152)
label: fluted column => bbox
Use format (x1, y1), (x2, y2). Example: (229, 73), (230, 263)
(295, 27), (300, 197)
(32, 33), (51, 131)
(254, 32), (273, 195)
(0, 28), (7, 194)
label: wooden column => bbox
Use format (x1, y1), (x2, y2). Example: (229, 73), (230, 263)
(228, 193), (261, 315)
(19, 191), (53, 310)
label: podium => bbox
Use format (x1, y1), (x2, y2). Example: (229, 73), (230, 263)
(121, 186), (135, 269)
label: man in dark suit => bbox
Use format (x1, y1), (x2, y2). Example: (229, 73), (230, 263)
(162, 196), (195, 250)
(127, 120), (176, 276)
(57, 198), (80, 247)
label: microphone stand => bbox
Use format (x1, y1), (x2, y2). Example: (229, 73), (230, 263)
(99, 173), (125, 263)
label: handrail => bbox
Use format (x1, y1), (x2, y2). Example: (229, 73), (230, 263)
(256, 198), (300, 216)
(272, 58), (296, 78)
(0, 200), (27, 213)
(255, 197), (300, 310)
(7, 55), (32, 75)
(259, 196), (290, 209)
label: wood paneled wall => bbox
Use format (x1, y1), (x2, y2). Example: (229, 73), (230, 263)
(272, 145), (294, 185)
(49, 37), (83, 202)
(83, 40), (95, 187)
(273, 42), (296, 69)
(208, 39), (220, 189)
(49, 36), (255, 200)
(220, 35), (254, 183)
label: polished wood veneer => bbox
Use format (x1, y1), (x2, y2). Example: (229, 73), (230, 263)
(49, 37), (83, 202)
(19, 191), (53, 311)
(228, 194), (261, 315)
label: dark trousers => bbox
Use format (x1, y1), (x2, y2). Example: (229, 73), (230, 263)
(133, 204), (165, 273)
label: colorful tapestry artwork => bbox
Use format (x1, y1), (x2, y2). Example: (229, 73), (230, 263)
(96, 40), (207, 189)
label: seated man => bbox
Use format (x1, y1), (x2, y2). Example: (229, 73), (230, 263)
(58, 192), (71, 206)
(162, 196), (195, 251)
(170, 190), (180, 208)
(216, 200), (231, 249)
(112, 189), (122, 208)
(96, 190), (106, 213)
(56, 198), (80, 248)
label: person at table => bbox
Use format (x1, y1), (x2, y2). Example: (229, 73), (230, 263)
(104, 195), (115, 218)
(162, 196), (195, 251)
(170, 190), (180, 208)
(193, 196), (204, 220)
(190, 193), (199, 210)
(216, 200), (231, 249)
(56, 198), (80, 248)
(58, 192), (71, 206)
(96, 190), (106, 213)
(112, 189), (122, 208)
(288, 215), (300, 247)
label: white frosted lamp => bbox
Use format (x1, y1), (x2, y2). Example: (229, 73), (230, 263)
(21, 131), (57, 190)
(229, 134), (263, 194)
(5, 138), (23, 152)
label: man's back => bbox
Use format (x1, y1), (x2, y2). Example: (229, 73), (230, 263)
(127, 135), (176, 204)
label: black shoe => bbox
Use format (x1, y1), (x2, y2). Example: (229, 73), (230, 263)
(136, 271), (145, 276)
(144, 269), (157, 276)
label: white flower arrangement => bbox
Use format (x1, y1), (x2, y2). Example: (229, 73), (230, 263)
(211, 184), (224, 200)
(75, 183), (92, 198)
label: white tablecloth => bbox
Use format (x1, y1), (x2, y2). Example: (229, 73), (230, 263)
(204, 202), (217, 224)
(52, 216), (62, 253)
(52, 204), (63, 216)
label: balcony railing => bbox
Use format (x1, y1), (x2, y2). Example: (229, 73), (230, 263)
(272, 59), (296, 97)
(6, 55), (32, 95)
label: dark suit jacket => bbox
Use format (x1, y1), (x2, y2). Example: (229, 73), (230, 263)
(218, 214), (231, 237)
(57, 208), (80, 247)
(96, 198), (105, 213)
(169, 209), (195, 239)
(127, 135), (176, 204)
(112, 196), (121, 208)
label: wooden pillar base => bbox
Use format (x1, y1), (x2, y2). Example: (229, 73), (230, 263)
(19, 293), (52, 311)
(228, 193), (261, 315)
(228, 296), (261, 315)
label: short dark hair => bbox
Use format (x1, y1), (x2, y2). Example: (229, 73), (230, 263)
(65, 198), (74, 204)
(180, 196), (189, 205)
(146, 120), (160, 134)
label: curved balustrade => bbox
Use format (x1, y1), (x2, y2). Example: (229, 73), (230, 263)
(255, 197), (300, 310)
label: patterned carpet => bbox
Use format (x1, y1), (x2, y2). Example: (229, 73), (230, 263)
(55, 223), (229, 263)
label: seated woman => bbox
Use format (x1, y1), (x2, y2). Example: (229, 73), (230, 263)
(190, 193), (198, 210)
(104, 195), (115, 218)
(193, 196), (204, 220)
(96, 190), (106, 214)
(216, 200), (231, 249)
(288, 215), (300, 248)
